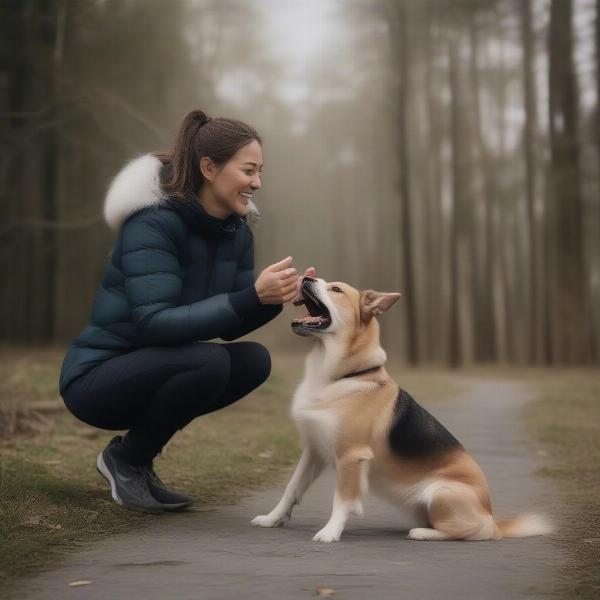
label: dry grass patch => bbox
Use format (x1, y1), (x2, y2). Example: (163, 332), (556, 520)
(0, 346), (299, 588)
(522, 368), (600, 600)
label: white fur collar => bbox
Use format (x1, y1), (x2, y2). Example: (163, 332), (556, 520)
(104, 153), (165, 231)
(103, 152), (260, 232)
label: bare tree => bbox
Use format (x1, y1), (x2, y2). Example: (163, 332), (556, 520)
(385, 0), (418, 364)
(548, 0), (590, 363)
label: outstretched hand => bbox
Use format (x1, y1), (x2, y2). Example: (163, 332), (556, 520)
(254, 259), (318, 305)
(254, 256), (298, 305)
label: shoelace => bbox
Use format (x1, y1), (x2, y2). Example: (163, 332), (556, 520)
(143, 464), (166, 488)
(123, 465), (157, 498)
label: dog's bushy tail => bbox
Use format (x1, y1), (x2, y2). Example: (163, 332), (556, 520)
(495, 513), (553, 538)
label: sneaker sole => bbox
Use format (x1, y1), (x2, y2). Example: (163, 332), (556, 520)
(96, 451), (123, 506)
(96, 452), (162, 515)
(159, 500), (194, 511)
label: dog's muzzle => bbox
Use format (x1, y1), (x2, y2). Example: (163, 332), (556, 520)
(291, 277), (332, 333)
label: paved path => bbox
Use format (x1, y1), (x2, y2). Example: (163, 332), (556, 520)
(12, 377), (560, 599)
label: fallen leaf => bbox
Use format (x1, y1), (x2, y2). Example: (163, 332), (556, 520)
(315, 586), (336, 597)
(68, 580), (92, 587)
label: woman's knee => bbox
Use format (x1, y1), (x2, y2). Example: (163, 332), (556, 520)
(201, 344), (232, 389)
(250, 342), (272, 383)
(227, 341), (272, 385)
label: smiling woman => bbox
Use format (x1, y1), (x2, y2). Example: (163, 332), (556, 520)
(58, 109), (302, 515)
(197, 140), (263, 220)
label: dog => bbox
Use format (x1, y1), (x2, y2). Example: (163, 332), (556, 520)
(251, 275), (552, 542)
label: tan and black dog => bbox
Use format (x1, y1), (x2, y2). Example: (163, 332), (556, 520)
(251, 275), (551, 542)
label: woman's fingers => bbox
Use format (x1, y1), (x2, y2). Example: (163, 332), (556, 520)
(261, 256), (302, 303)
(279, 267), (297, 278)
(280, 281), (298, 295)
(279, 272), (298, 286)
(267, 256), (293, 272)
(282, 290), (298, 303)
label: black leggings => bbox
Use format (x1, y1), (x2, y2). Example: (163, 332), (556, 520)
(61, 341), (271, 465)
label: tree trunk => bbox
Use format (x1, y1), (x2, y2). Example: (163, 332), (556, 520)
(468, 11), (497, 363)
(520, 0), (543, 363)
(448, 28), (462, 368)
(424, 2), (444, 364)
(387, 0), (418, 364)
(548, 0), (590, 363)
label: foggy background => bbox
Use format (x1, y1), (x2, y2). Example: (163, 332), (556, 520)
(2, 0), (599, 366)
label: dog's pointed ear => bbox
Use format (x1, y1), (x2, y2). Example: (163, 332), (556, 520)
(359, 289), (402, 322)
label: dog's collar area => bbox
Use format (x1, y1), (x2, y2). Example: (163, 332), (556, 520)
(341, 365), (382, 379)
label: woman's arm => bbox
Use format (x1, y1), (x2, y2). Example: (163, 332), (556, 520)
(121, 209), (254, 345)
(220, 304), (283, 341)
(221, 226), (283, 341)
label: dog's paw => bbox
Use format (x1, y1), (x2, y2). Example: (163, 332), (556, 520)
(350, 500), (364, 517)
(408, 527), (442, 540)
(312, 526), (342, 543)
(251, 514), (282, 528)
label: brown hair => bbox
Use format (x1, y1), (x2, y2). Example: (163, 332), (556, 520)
(154, 109), (262, 200)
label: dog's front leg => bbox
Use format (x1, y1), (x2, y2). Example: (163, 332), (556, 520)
(312, 448), (373, 543)
(251, 448), (324, 528)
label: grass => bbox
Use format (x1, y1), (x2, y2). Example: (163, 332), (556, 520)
(0, 346), (301, 589)
(522, 368), (600, 600)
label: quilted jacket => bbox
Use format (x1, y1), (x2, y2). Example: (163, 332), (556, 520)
(58, 153), (282, 395)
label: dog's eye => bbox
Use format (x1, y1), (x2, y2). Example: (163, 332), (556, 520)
(330, 286), (343, 293)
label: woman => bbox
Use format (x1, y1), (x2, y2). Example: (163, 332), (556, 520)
(59, 110), (312, 514)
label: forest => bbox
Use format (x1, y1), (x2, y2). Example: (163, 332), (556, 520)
(1, 0), (599, 366)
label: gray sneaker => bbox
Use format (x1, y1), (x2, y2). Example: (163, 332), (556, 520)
(142, 463), (193, 511)
(96, 437), (163, 514)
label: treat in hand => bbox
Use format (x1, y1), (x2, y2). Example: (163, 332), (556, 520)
(254, 256), (298, 305)
(293, 266), (316, 305)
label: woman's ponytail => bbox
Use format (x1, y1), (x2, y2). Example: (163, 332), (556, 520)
(154, 109), (261, 201)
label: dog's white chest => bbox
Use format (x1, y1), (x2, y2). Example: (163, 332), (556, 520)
(291, 383), (339, 463)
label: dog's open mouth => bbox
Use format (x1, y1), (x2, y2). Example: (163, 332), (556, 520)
(291, 283), (331, 330)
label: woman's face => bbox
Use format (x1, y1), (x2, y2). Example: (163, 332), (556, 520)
(203, 139), (263, 218)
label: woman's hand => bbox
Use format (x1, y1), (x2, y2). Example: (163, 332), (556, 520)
(254, 256), (298, 304)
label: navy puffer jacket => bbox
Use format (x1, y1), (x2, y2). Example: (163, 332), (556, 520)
(59, 153), (282, 395)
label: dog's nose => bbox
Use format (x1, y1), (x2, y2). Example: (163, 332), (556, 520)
(293, 275), (315, 303)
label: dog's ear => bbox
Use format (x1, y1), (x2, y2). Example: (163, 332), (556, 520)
(359, 289), (402, 322)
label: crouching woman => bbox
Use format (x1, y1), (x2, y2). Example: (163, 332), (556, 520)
(58, 110), (301, 514)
